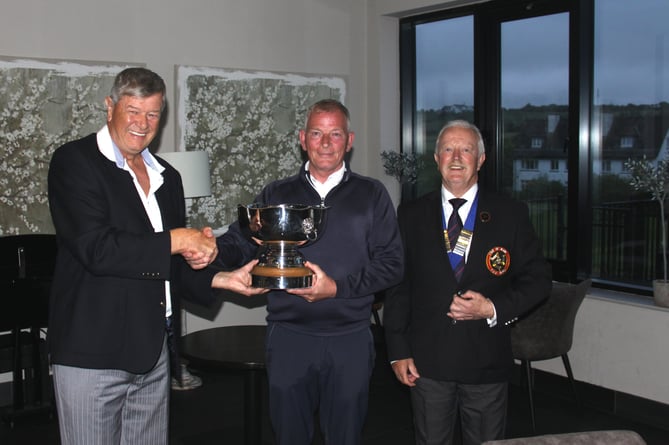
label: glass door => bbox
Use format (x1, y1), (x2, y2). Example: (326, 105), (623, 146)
(499, 12), (570, 263)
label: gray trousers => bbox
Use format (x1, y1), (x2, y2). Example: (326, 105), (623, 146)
(52, 338), (170, 445)
(411, 376), (507, 445)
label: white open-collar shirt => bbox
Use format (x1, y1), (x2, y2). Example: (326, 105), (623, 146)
(97, 125), (172, 318)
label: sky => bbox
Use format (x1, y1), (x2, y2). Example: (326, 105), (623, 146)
(415, 0), (669, 110)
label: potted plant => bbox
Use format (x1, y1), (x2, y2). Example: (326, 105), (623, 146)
(380, 150), (419, 185)
(625, 155), (669, 307)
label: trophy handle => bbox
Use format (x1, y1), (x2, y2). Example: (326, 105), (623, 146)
(302, 217), (318, 241)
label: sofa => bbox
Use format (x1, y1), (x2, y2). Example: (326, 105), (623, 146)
(482, 430), (646, 444)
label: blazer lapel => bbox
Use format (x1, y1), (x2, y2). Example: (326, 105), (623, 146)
(424, 191), (457, 277)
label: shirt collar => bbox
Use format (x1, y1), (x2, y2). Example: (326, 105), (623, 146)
(441, 183), (479, 207)
(96, 125), (164, 173)
(305, 161), (346, 198)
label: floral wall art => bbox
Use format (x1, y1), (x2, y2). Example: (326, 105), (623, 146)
(175, 65), (346, 230)
(0, 57), (134, 235)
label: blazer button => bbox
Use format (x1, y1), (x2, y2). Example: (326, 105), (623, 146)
(160, 301), (165, 307)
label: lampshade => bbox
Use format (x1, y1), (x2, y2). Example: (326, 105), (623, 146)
(159, 151), (212, 198)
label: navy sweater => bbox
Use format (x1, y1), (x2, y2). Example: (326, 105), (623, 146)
(216, 162), (403, 335)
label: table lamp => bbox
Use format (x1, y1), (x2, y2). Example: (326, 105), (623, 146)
(159, 151), (212, 198)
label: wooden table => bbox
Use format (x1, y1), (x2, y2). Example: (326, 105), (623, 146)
(179, 325), (267, 445)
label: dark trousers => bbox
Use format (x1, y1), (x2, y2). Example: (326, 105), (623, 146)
(265, 323), (376, 445)
(411, 376), (508, 445)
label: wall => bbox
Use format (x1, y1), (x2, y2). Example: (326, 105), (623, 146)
(0, 0), (364, 171)
(532, 291), (669, 405)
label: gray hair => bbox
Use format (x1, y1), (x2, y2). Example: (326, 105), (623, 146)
(303, 99), (352, 132)
(109, 67), (166, 110)
(434, 120), (485, 157)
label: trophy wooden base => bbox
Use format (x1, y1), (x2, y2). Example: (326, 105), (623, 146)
(251, 265), (313, 289)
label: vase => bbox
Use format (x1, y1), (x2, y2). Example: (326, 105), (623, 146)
(652, 279), (669, 308)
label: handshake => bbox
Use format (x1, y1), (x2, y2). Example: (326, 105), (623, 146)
(170, 227), (218, 270)
(170, 227), (268, 297)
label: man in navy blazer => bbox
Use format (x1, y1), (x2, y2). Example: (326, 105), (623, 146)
(384, 120), (551, 445)
(47, 67), (265, 445)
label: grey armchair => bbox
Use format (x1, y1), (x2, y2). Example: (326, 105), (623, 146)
(510, 279), (592, 431)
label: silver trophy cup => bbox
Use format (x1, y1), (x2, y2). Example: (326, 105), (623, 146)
(238, 203), (328, 289)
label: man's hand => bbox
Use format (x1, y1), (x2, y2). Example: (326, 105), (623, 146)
(211, 260), (269, 296)
(286, 261), (336, 303)
(170, 227), (217, 270)
(447, 290), (495, 322)
(391, 358), (420, 387)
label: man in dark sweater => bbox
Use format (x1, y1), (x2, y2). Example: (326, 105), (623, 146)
(216, 99), (403, 445)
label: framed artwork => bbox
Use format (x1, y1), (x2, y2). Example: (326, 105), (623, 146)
(175, 65), (346, 229)
(0, 57), (137, 235)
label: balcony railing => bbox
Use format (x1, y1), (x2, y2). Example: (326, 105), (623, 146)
(527, 197), (661, 286)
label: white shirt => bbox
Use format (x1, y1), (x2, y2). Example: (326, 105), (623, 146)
(441, 184), (479, 262)
(97, 125), (172, 318)
(305, 161), (346, 198)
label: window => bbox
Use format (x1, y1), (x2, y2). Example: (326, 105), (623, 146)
(521, 159), (538, 170)
(409, 15), (474, 198)
(590, 0), (669, 287)
(401, 0), (669, 294)
(602, 160), (611, 173)
(620, 136), (634, 149)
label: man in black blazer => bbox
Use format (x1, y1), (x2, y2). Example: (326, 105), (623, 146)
(47, 67), (265, 445)
(384, 120), (551, 445)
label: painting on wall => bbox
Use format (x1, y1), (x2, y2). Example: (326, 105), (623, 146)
(175, 65), (346, 230)
(0, 57), (136, 235)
